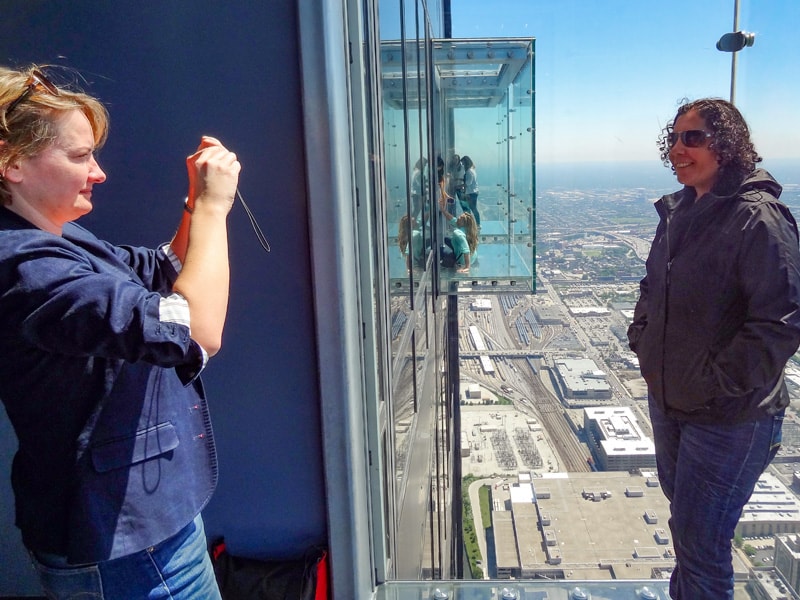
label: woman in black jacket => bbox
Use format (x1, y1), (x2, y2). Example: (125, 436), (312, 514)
(628, 98), (800, 599)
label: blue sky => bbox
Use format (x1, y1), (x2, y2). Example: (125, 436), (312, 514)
(450, 0), (800, 164)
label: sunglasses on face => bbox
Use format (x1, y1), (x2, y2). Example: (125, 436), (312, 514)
(4, 69), (60, 117)
(667, 129), (713, 149)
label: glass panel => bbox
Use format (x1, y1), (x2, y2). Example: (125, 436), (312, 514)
(423, 0), (444, 40)
(375, 580), (671, 599)
(390, 291), (415, 492)
(384, 2), (442, 580)
(386, 3), (433, 291)
(735, 3), (800, 189)
(509, 56), (535, 286)
(379, 0), (414, 580)
(368, 0), (800, 591)
(384, 50), (413, 281)
(415, 55), (432, 287)
(434, 39), (536, 293)
(396, 287), (439, 579)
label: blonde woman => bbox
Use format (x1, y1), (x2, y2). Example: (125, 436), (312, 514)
(0, 65), (239, 598)
(438, 194), (478, 272)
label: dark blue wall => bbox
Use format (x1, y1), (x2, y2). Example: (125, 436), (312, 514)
(0, 2), (326, 592)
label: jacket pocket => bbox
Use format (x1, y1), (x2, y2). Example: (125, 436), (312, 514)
(626, 322), (643, 352)
(90, 422), (179, 473)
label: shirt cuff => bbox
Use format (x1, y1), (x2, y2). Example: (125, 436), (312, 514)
(175, 340), (207, 386)
(160, 292), (192, 328)
(159, 292), (209, 384)
(162, 243), (183, 273)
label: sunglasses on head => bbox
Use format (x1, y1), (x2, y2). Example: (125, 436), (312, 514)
(4, 69), (60, 117)
(667, 129), (713, 149)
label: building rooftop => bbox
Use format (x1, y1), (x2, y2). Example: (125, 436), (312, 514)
(554, 358), (611, 394)
(739, 472), (800, 525)
(585, 406), (655, 457)
(495, 471), (676, 580)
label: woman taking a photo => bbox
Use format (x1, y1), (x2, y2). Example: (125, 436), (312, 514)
(0, 64), (239, 598)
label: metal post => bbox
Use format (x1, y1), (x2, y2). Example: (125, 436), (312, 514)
(730, 0), (740, 104)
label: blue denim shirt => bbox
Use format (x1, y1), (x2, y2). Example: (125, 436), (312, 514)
(0, 207), (217, 564)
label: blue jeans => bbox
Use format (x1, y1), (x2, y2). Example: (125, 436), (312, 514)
(465, 193), (479, 226)
(31, 515), (221, 600)
(649, 399), (783, 599)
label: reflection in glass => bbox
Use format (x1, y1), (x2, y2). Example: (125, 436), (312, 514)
(379, 0), (411, 579)
(398, 214), (425, 271)
(380, 0), (444, 581)
(377, 0), (536, 581)
(410, 158), (429, 221)
(437, 201), (479, 273)
(383, 58), (432, 283)
(384, 38), (535, 292)
(438, 39), (536, 292)
(390, 290), (415, 487)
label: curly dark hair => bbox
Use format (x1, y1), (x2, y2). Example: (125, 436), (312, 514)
(657, 98), (761, 195)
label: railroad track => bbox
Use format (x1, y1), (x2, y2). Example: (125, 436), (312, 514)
(461, 306), (591, 473)
(517, 360), (590, 473)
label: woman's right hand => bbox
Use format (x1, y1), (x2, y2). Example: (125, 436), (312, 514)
(185, 136), (241, 215)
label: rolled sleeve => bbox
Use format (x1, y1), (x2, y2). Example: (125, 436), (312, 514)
(159, 292), (209, 384)
(6, 233), (204, 372)
(162, 243), (183, 274)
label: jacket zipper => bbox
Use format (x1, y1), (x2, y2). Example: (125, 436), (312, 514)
(661, 211), (672, 405)
(659, 196), (708, 409)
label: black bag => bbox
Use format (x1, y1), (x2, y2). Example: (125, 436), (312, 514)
(212, 540), (328, 600)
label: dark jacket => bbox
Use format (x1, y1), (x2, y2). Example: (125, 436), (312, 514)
(0, 208), (216, 564)
(627, 169), (800, 424)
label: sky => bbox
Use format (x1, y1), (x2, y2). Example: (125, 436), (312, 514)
(448, 0), (800, 165)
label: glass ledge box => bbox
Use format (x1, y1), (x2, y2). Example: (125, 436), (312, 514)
(383, 38), (536, 295)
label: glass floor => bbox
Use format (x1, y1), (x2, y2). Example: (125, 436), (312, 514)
(389, 219), (535, 293)
(375, 579), (671, 599)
